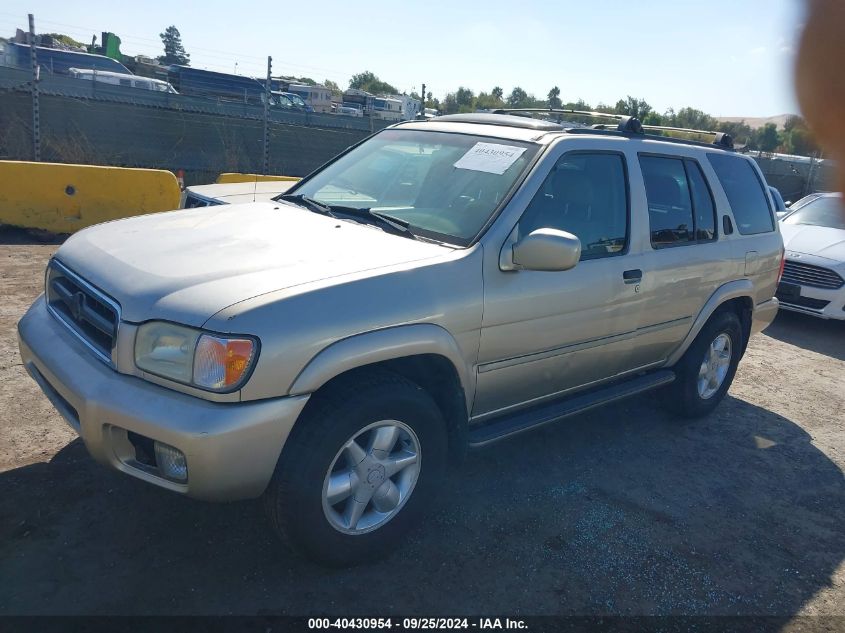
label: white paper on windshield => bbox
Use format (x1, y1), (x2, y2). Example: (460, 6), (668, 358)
(453, 142), (527, 175)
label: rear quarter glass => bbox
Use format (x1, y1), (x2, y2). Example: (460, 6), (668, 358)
(707, 153), (775, 235)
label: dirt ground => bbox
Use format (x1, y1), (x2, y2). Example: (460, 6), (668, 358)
(1, 227), (844, 617)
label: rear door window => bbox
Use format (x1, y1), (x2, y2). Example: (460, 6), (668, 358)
(707, 153), (775, 234)
(640, 155), (717, 247)
(640, 156), (694, 247)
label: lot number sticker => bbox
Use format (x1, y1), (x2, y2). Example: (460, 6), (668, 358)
(453, 142), (527, 175)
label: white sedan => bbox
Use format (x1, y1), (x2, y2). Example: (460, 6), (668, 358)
(182, 180), (299, 208)
(777, 192), (845, 320)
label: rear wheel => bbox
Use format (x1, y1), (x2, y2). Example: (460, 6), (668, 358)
(662, 310), (742, 418)
(263, 370), (448, 566)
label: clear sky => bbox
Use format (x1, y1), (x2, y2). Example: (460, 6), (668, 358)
(3, 0), (805, 117)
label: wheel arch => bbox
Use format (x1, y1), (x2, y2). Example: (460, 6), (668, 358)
(288, 324), (474, 461)
(666, 280), (755, 366)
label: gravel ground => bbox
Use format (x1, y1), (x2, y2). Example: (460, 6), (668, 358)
(1, 227), (843, 617)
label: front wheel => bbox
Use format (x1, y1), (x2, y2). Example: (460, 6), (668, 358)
(263, 370), (448, 566)
(662, 310), (743, 418)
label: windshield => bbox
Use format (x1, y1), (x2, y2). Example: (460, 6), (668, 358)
(788, 193), (824, 211)
(782, 196), (845, 230)
(288, 129), (539, 245)
(288, 94), (307, 107)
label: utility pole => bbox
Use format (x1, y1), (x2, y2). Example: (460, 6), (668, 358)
(420, 83), (426, 119)
(805, 151), (817, 196)
(262, 55), (272, 175)
(28, 13), (41, 161)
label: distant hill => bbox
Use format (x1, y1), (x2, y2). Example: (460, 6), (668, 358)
(715, 114), (795, 130)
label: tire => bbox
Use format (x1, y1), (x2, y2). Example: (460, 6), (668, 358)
(662, 309), (743, 419)
(263, 369), (448, 566)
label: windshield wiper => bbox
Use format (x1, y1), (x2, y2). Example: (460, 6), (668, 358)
(277, 194), (336, 217)
(331, 207), (418, 238)
(277, 195), (417, 239)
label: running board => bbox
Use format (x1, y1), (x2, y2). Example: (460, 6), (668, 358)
(468, 370), (676, 448)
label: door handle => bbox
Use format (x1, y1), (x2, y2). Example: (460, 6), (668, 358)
(623, 269), (642, 283)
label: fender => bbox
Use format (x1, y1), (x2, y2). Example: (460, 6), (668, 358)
(665, 279), (754, 366)
(288, 323), (475, 412)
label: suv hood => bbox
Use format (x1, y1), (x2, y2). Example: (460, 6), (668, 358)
(55, 202), (451, 326)
(779, 223), (845, 263)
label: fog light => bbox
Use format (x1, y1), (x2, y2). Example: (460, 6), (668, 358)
(154, 441), (188, 482)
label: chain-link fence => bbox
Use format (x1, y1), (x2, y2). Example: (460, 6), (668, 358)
(0, 65), (390, 185)
(1, 63), (836, 195)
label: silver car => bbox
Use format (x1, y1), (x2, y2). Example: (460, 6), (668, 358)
(18, 112), (782, 565)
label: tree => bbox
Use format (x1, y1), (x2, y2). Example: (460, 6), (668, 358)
(476, 91), (504, 110)
(442, 92), (459, 115)
(716, 120), (754, 148)
(642, 111), (663, 126)
(456, 86), (475, 110)
(755, 123), (781, 153)
(507, 86), (528, 107)
(492, 86), (503, 101)
(781, 115), (820, 156)
(564, 98), (590, 110)
(667, 107), (717, 131)
(548, 86), (561, 108)
(614, 96), (652, 120)
(324, 79), (342, 97)
(348, 71), (398, 95)
(158, 25), (190, 66)
(349, 71), (376, 89)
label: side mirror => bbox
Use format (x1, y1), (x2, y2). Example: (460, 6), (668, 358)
(512, 228), (581, 272)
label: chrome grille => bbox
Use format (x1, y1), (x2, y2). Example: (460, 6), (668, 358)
(45, 260), (120, 365)
(781, 260), (844, 290)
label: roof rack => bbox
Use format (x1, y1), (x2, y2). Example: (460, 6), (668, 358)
(642, 124), (733, 149)
(435, 112), (563, 131)
(489, 108), (734, 149)
(492, 108), (643, 133)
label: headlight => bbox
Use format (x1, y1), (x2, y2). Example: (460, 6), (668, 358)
(134, 321), (257, 392)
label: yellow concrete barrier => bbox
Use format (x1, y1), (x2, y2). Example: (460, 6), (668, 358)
(0, 161), (181, 234)
(216, 173), (301, 184)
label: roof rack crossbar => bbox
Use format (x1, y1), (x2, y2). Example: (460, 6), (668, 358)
(492, 108), (645, 134)
(492, 107), (623, 119)
(638, 124), (734, 148)
(487, 109), (734, 149)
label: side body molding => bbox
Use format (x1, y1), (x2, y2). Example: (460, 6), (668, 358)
(665, 279), (754, 367)
(289, 323), (475, 412)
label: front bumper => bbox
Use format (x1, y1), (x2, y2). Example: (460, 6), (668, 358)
(18, 296), (310, 501)
(776, 283), (845, 320)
